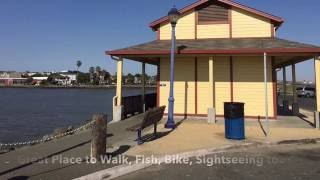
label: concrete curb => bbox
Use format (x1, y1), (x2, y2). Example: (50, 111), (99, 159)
(74, 142), (256, 180)
(74, 139), (320, 180)
(276, 138), (320, 145)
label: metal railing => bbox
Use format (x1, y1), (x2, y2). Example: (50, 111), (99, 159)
(122, 93), (157, 118)
(0, 120), (94, 151)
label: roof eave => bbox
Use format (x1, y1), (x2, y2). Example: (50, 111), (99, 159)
(107, 48), (320, 56)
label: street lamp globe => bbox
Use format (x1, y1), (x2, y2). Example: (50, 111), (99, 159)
(168, 6), (180, 25)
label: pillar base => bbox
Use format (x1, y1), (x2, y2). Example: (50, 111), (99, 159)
(315, 111), (320, 129)
(207, 108), (216, 124)
(292, 103), (300, 116)
(164, 122), (176, 129)
(113, 105), (123, 122)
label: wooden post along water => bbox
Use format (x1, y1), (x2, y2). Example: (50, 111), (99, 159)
(91, 114), (107, 161)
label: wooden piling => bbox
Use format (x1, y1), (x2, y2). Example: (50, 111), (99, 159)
(91, 114), (107, 161)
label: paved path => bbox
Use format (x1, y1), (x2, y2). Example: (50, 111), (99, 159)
(0, 114), (146, 180)
(117, 143), (320, 180)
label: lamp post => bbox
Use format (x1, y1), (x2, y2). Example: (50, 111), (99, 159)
(165, 6), (180, 129)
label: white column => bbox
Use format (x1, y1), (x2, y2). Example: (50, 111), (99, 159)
(116, 58), (123, 106)
(209, 57), (214, 108)
(208, 57), (216, 123)
(113, 57), (123, 122)
(315, 57), (320, 129)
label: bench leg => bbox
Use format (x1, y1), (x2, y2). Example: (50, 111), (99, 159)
(154, 124), (157, 138)
(137, 130), (143, 145)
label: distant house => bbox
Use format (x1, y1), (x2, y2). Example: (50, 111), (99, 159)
(32, 77), (49, 85)
(59, 71), (77, 85)
(0, 71), (26, 86)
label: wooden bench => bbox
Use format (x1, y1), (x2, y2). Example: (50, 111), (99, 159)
(127, 106), (166, 145)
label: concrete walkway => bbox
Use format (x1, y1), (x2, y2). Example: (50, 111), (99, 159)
(0, 114), (147, 180)
(126, 115), (320, 157)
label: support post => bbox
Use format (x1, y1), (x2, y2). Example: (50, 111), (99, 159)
(208, 57), (216, 124)
(116, 58), (123, 106)
(142, 62), (146, 112)
(264, 53), (269, 137)
(315, 57), (320, 129)
(282, 66), (289, 111)
(292, 64), (299, 115)
(113, 57), (123, 122)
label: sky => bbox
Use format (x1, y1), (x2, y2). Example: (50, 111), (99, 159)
(0, 0), (319, 80)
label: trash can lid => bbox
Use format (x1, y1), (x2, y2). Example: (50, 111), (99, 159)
(224, 102), (245, 105)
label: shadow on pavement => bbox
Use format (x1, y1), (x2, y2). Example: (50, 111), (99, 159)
(107, 145), (131, 157)
(0, 140), (91, 176)
(8, 176), (29, 180)
(297, 114), (315, 128)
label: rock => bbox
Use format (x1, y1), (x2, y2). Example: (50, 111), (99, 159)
(67, 126), (74, 131)
(42, 135), (50, 141)
(52, 127), (68, 137)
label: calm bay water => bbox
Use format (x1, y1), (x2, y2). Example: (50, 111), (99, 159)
(0, 88), (155, 143)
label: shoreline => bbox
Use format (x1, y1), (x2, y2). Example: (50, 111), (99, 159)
(0, 85), (157, 89)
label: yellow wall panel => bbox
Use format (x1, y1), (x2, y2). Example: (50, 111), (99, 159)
(160, 12), (195, 40)
(197, 57), (210, 114)
(159, 57), (196, 114)
(233, 56), (274, 117)
(197, 24), (230, 39)
(197, 57), (231, 115)
(232, 8), (271, 38)
(214, 57), (231, 115)
(160, 56), (275, 118)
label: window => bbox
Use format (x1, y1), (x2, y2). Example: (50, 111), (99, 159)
(197, 3), (229, 24)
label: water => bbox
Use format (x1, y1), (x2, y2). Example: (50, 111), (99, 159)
(0, 87), (155, 143)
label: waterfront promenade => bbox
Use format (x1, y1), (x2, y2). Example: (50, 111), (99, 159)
(1, 109), (319, 179)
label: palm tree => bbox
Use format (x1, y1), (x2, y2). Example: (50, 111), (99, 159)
(76, 60), (82, 84)
(89, 67), (95, 83)
(95, 66), (101, 74)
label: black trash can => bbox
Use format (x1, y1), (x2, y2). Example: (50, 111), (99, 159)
(224, 102), (245, 140)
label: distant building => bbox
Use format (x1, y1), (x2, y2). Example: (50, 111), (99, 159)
(32, 77), (48, 85)
(59, 71), (77, 85)
(0, 71), (27, 86)
(134, 76), (141, 84)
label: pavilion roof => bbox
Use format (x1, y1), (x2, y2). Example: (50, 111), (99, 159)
(107, 38), (320, 56)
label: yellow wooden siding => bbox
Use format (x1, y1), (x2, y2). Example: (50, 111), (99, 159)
(197, 57), (210, 114)
(232, 8), (271, 38)
(197, 57), (231, 115)
(232, 57), (274, 117)
(159, 57), (196, 114)
(160, 12), (195, 40)
(214, 57), (231, 115)
(197, 24), (230, 39)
